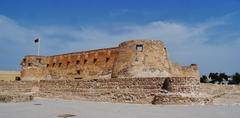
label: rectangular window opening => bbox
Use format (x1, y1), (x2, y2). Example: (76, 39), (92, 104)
(28, 63), (32, 66)
(52, 63), (55, 67)
(84, 59), (87, 64)
(67, 61), (70, 67)
(74, 77), (82, 80)
(15, 76), (21, 81)
(106, 57), (110, 62)
(93, 58), (97, 63)
(58, 63), (62, 67)
(36, 58), (41, 63)
(23, 58), (26, 63)
(76, 60), (80, 64)
(136, 44), (143, 51)
(77, 70), (81, 74)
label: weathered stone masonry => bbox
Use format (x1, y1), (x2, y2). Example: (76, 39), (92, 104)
(21, 40), (199, 80)
(6, 39), (203, 104)
(0, 77), (202, 104)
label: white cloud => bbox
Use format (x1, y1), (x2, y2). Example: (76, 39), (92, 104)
(0, 15), (239, 74)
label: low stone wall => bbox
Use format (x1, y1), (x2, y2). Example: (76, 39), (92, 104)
(0, 77), (199, 104)
(0, 81), (38, 94)
(162, 77), (200, 93)
(199, 84), (234, 98)
(152, 94), (212, 105)
(0, 94), (33, 103)
(0, 81), (37, 102)
(38, 78), (166, 104)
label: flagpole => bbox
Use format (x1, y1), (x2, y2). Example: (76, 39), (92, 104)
(38, 37), (40, 56)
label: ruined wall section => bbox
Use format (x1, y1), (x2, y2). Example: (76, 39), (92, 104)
(38, 77), (199, 104)
(38, 78), (165, 103)
(169, 62), (200, 79)
(21, 48), (119, 80)
(21, 56), (47, 80)
(0, 77), (200, 104)
(0, 81), (38, 94)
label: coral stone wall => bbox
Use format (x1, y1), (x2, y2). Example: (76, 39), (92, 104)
(0, 77), (200, 104)
(38, 78), (166, 103)
(21, 48), (119, 80)
(38, 77), (199, 103)
(162, 77), (200, 93)
(0, 81), (38, 94)
(45, 48), (119, 80)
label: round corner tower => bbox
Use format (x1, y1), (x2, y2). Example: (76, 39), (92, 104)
(112, 40), (172, 78)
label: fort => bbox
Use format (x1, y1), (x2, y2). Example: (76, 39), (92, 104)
(20, 40), (199, 80)
(1, 39), (219, 104)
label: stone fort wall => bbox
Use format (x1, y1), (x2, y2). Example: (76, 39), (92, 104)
(2, 79), (237, 104)
(21, 40), (199, 80)
(0, 77), (200, 104)
(21, 47), (119, 80)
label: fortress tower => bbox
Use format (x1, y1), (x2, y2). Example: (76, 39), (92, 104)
(112, 40), (171, 78)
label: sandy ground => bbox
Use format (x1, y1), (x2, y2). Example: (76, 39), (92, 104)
(0, 98), (240, 118)
(213, 86), (240, 105)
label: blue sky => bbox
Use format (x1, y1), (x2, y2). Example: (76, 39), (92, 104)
(0, 0), (240, 74)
